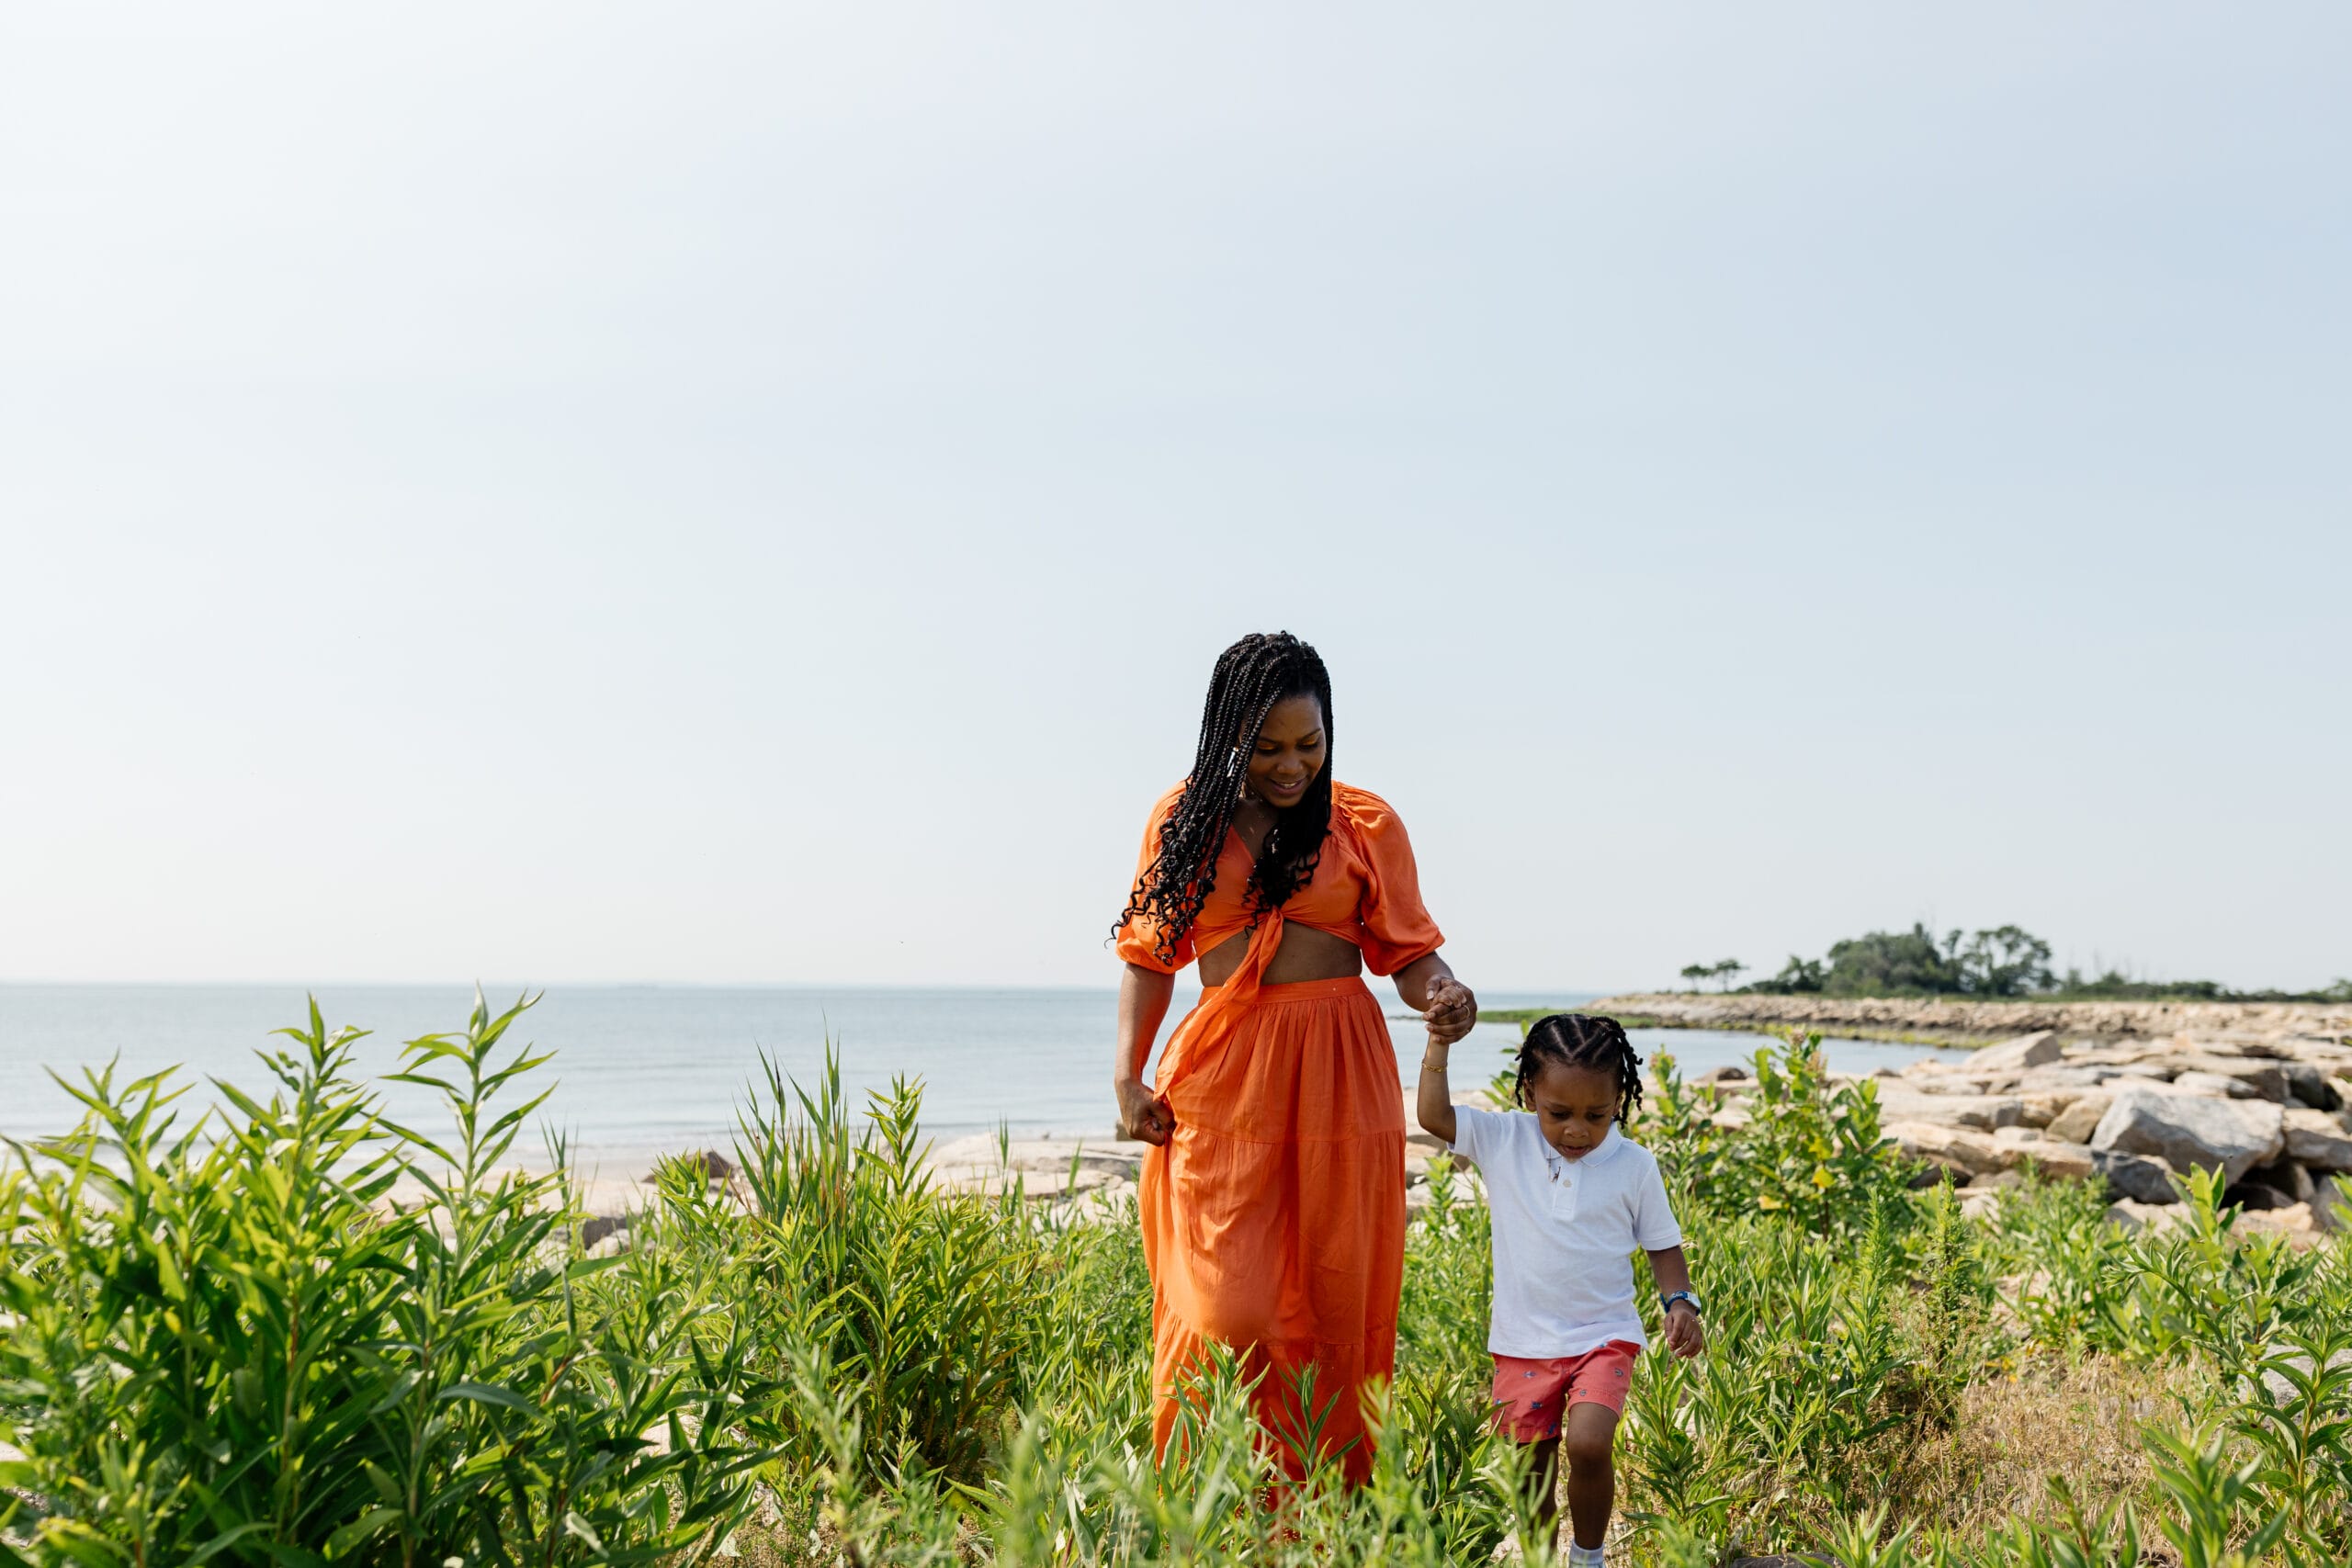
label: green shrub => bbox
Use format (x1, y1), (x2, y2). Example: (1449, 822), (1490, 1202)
(0, 996), (771, 1568)
(666, 1048), (1043, 1489)
(1639, 1036), (1918, 1236)
(19, 1001), (2352, 1564)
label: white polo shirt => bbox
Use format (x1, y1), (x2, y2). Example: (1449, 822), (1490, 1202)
(1450, 1110), (1684, 1359)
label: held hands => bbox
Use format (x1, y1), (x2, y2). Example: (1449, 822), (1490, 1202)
(1663, 1301), (1706, 1359)
(1115, 1077), (1176, 1146)
(1421, 976), (1477, 1047)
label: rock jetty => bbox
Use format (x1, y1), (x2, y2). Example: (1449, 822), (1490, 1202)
(1686, 1022), (2352, 1235)
(1588, 992), (2352, 1048)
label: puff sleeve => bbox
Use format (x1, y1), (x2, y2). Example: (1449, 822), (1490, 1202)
(1339, 784), (1444, 976)
(1113, 784), (1195, 974)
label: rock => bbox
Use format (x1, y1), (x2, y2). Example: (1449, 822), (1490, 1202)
(2259, 1347), (2352, 1403)
(1885, 1121), (2004, 1178)
(696, 1149), (736, 1181)
(1991, 1129), (2096, 1181)
(2274, 1161), (2320, 1203)
(582, 1214), (630, 1249)
(2239, 1202), (2321, 1240)
(2287, 1064), (2345, 1111)
(2018, 1092), (2077, 1129)
(2236, 1158), (2315, 1206)
(2092, 1148), (2181, 1205)
(2283, 1108), (2352, 1171)
(2173, 1070), (2260, 1100)
(2106, 1198), (2181, 1234)
(2015, 1066), (2117, 1091)
(1875, 1091), (2024, 1131)
(2045, 1095), (2112, 1145)
(1960, 1189), (2005, 1221)
(1696, 1065), (1750, 1084)
(1970, 1031), (2062, 1073)
(2225, 1179), (2295, 1211)
(1913, 1077), (2006, 1098)
(2316, 1175), (2352, 1233)
(2090, 1087), (2284, 1185)
(2162, 1057), (2290, 1103)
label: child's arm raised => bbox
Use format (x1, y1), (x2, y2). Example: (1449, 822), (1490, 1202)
(1416, 1032), (1457, 1146)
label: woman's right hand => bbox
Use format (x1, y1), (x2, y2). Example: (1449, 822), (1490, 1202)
(1116, 1076), (1177, 1145)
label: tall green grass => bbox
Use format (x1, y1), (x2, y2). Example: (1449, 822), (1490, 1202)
(7, 1010), (2352, 1565)
(0, 994), (773, 1568)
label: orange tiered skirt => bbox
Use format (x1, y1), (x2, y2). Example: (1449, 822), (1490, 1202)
(1139, 973), (1407, 1485)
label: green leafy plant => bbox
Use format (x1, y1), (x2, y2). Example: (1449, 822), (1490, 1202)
(0, 996), (773, 1568)
(1638, 1036), (1918, 1236)
(15, 999), (2352, 1565)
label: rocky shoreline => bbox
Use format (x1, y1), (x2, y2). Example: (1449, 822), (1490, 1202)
(1587, 992), (2352, 1049)
(1692, 1024), (2352, 1238)
(560, 993), (2352, 1246)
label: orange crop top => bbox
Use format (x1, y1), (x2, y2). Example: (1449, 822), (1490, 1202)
(1114, 780), (1444, 977)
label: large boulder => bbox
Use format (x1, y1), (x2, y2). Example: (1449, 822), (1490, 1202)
(2016, 1066), (2120, 1092)
(1875, 1091), (2025, 1131)
(1991, 1127), (2097, 1180)
(1885, 1120), (2004, 1178)
(1969, 1031), (2062, 1073)
(2155, 1056), (2290, 1103)
(2284, 1108), (2352, 1171)
(2093, 1148), (2181, 1204)
(2090, 1087), (2285, 1185)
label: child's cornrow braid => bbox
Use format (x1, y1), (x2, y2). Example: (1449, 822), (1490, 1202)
(1514, 1013), (1645, 1122)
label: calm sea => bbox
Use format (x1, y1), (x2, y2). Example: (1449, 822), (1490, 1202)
(0, 985), (1965, 1174)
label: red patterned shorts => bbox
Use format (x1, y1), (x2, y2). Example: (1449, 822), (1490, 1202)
(1489, 1340), (1640, 1441)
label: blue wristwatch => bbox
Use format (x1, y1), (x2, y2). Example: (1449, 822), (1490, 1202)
(1661, 1290), (1702, 1316)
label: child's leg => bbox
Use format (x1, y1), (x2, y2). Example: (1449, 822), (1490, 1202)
(1558, 1402), (1620, 1551)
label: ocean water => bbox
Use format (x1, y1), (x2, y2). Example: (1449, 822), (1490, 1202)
(0, 984), (1967, 1174)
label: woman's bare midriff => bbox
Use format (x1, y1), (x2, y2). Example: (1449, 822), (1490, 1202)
(1198, 923), (1363, 988)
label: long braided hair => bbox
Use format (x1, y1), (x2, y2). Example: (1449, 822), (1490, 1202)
(1114, 632), (1335, 966)
(1514, 1014), (1645, 1122)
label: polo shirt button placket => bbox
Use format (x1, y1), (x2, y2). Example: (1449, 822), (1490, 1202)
(1551, 1162), (1578, 1222)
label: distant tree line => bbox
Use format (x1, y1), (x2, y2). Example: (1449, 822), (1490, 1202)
(1682, 922), (2352, 1003)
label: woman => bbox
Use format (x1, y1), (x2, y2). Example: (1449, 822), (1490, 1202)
(1112, 631), (1477, 1483)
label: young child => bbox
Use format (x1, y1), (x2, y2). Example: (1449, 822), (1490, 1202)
(1418, 1013), (1703, 1565)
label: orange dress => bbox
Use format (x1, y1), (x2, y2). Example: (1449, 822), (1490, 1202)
(1116, 780), (1443, 1484)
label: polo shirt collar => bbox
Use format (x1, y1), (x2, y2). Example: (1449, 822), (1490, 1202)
(1580, 1123), (1626, 1168)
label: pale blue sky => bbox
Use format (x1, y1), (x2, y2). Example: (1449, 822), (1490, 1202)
(3, 3), (2346, 991)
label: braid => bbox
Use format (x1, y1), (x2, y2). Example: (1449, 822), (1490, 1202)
(1514, 1014), (1645, 1122)
(1113, 632), (1336, 964)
